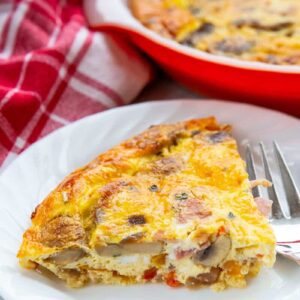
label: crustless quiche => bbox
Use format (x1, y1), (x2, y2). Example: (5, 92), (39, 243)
(18, 117), (276, 290)
(131, 0), (300, 65)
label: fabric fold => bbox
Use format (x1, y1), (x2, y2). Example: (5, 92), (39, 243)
(0, 0), (152, 169)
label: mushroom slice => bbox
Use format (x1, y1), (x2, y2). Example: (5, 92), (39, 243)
(95, 241), (163, 257)
(95, 244), (123, 257)
(186, 267), (221, 287)
(196, 267), (221, 284)
(192, 235), (231, 267)
(46, 248), (85, 265)
(122, 242), (163, 254)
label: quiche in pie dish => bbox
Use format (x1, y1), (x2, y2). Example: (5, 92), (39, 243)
(18, 117), (275, 290)
(131, 0), (300, 65)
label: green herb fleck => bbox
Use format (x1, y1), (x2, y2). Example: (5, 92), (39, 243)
(228, 212), (235, 219)
(175, 192), (189, 200)
(149, 184), (158, 192)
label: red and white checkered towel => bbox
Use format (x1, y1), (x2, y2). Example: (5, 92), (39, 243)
(0, 0), (152, 170)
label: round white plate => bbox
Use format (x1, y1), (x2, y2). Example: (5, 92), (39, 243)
(0, 100), (300, 300)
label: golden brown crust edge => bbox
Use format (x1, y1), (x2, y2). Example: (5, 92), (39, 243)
(18, 117), (229, 262)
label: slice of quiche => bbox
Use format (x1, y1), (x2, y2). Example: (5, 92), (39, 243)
(18, 117), (275, 290)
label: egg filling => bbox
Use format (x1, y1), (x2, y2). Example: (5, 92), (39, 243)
(18, 117), (275, 290)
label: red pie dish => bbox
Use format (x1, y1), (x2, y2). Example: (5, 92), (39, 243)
(84, 0), (300, 116)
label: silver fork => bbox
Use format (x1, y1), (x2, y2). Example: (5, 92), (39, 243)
(246, 141), (300, 220)
(246, 141), (300, 263)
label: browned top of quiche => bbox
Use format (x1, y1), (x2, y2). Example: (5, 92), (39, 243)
(131, 0), (300, 65)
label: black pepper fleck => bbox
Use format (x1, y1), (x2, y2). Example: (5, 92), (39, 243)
(128, 215), (146, 225)
(149, 184), (159, 192)
(228, 212), (235, 219)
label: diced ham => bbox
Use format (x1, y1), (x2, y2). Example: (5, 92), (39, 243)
(161, 7), (194, 34)
(174, 248), (194, 260)
(176, 198), (211, 223)
(153, 230), (165, 241)
(254, 197), (273, 218)
(152, 156), (184, 175)
(131, 0), (163, 23)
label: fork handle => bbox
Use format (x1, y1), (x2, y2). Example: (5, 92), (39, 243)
(277, 242), (300, 266)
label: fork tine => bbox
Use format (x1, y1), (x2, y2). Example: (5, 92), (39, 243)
(259, 142), (285, 219)
(273, 141), (300, 217)
(245, 144), (262, 198)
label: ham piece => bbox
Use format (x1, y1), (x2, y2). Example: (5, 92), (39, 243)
(254, 197), (273, 218)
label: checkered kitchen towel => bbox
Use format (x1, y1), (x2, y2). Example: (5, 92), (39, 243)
(0, 0), (152, 171)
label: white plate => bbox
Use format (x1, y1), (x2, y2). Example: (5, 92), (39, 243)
(0, 100), (300, 300)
